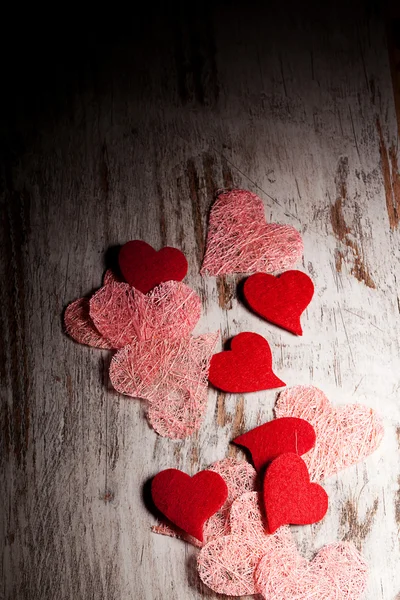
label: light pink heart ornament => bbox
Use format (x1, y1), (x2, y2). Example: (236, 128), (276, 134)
(109, 332), (218, 439)
(89, 280), (201, 349)
(152, 458), (258, 547)
(255, 540), (368, 600)
(64, 298), (113, 349)
(201, 189), (303, 276)
(197, 492), (294, 596)
(275, 385), (384, 481)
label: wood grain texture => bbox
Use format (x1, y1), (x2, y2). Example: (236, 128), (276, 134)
(1, 2), (400, 598)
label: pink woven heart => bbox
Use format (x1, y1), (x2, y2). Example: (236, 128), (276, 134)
(255, 540), (368, 600)
(109, 332), (218, 438)
(201, 189), (303, 276)
(90, 280), (201, 349)
(152, 458), (258, 547)
(197, 492), (294, 596)
(275, 385), (384, 481)
(64, 298), (113, 349)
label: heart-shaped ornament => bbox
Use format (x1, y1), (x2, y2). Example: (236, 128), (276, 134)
(233, 417), (316, 472)
(109, 332), (218, 439)
(208, 332), (285, 393)
(119, 240), (188, 293)
(263, 453), (328, 533)
(201, 189), (303, 276)
(255, 540), (368, 600)
(197, 492), (294, 596)
(152, 458), (258, 547)
(243, 270), (314, 335)
(151, 469), (228, 541)
(275, 385), (384, 481)
(89, 280), (201, 348)
(64, 297), (113, 349)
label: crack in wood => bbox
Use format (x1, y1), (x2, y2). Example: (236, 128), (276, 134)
(340, 497), (379, 551)
(228, 397), (246, 457)
(331, 157), (375, 288)
(376, 118), (400, 230)
(0, 182), (31, 466)
(216, 276), (235, 310)
(216, 392), (228, 427)
(186, 159), (205, 270)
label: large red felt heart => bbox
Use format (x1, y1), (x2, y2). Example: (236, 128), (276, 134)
(263, 453), (328, 533)
(151, 469), (228, 542)
(152, 458), (258, 547)
(243, 271), (314, 335)
(119, 240), (188, 293)
(201, 189), (303, 276)
(275, 385), (384, 481)
(233, 417), (316, 473)
(208, 332), (285, 393)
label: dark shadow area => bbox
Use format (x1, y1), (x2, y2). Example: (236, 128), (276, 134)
(104, 245), (122, 278)
(235, 276), (250, 309)
(142, 476), (162, 519)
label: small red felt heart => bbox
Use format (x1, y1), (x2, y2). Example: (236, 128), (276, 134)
(119, 240), (188, 293)
(151, 469), (228, 542)
(243, 271), (314, 335)
(263, 453), (328, 533)
(233, 417), (316, 472)
(208, 332), (285, 393)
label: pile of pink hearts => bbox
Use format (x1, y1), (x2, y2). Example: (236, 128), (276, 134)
(151, 385), (383, 598)
(64, 189), (314, 437)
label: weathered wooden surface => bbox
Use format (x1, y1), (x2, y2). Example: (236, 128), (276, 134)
(1, 2), (400, 599)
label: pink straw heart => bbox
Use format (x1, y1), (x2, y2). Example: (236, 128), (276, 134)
(109, 332), (218, 439)
(89, 280), (201, 349)
(152, 458), (258, 546)
(275, 385), (384, 481)
(64, 297), (113, 349)
(201, 189), (303, 276)
(255, 541), (368, 600)
(197, 492), (294, 596)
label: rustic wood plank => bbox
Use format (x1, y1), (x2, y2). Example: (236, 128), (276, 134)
(1, 2), (400, 599)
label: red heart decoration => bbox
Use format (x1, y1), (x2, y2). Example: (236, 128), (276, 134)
(264, 453), (328, 533)
(151, 469), (228, 542)
(208, 332), (285, 393)
(243, 271), (314, 335)
(233, 417), (316, 472)
(119, 240), (188, 293)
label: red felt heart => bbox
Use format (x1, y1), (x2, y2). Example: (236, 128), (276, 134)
(151, 469), (228, 542)
(208, 332), (285, 393)
(233, 417), (316, 473)
(119, 240), (188, 293)
(263, 453), (328, 533)
(243, 271), (314, 335)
